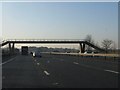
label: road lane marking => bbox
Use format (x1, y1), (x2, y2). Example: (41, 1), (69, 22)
(0, 56), (17, 65)
(72, 62), (119, 74)
(52, 82), (59, 85)
(44, 71), (50, 76)
(37, 63), (40, 65)
(47, 61), (50, 63)
(76, 63), (119, 74)
(71, 60), (119, 74)
(73, 62), (79, 65)
(104, 69), (119, 74)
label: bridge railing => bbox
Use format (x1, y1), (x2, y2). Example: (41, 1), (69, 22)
(1, 39), (86, 42)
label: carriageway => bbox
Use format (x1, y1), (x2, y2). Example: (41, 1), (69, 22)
(1, 39), (105, 53)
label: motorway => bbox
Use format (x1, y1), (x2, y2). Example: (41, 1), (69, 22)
(2, 53), (119, 88)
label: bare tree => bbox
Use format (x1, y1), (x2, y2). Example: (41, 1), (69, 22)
(101, 39), (113, 53)
(111, 41), (117, 54)
(85, 34), (94, 51)
(112, 41), (116, 50)
(95, 42), (100, 48)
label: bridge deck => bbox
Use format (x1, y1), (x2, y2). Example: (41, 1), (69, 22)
(1, 39), (105, 52)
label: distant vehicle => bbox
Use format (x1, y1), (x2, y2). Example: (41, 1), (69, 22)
(84, 50), (92, 54)
(84, 52), (87, 54)
(30, 52), (33, 55)
(93, 51), (99, 54)
(84, 50), (99, 54)
(21, 46), (28, 55)
(66, 51), (70, 53)
(32, 52), (42, 57)
(53, 50), (59, 52)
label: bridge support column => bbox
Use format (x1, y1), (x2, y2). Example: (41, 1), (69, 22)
(12, 43), (15, 54)
(79, 43), (85, 53)
(9, 43), (15, 54)
(8, 43), (12, 54)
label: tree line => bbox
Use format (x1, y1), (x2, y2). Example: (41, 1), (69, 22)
(85, 34), (117, 53)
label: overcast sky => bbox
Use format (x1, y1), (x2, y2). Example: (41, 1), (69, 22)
(1, 1), (118, 48)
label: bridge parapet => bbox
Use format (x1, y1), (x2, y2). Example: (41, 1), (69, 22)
(1, 39), (86, 42)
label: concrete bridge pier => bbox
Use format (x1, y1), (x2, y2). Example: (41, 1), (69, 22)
(9, 43), (15, 54)
(12, 43), (15, 54)
(79, 43), (85, 53)
(8, 43), (11, 54)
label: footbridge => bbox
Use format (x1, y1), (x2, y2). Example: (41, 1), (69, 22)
(1, 39), (105, 53)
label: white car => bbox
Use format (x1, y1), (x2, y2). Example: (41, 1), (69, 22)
(84, 51), (87, 54)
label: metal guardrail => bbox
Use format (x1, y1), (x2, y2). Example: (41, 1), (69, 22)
(50, 52), (119, 58)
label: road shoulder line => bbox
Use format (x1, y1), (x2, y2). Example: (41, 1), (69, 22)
(104, 69), (119, 74)
(0, 56), (17, 65)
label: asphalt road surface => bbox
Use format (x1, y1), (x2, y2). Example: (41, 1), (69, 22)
(2, 53), (119, 88)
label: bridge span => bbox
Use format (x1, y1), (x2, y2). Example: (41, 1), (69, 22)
(1, 39), (105, 53)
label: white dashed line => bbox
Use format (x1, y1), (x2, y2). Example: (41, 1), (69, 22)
(52, 82), (59, 85)
(73, 62), (79, 65)
(104, 69), (119, 74)
(37, 63), (40, 65)
(44, 71), (50, 76)
(47, 61), (50, 63)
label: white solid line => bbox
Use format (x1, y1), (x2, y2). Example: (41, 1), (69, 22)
(73, 62), (79, 65)
(0, 56), (16, 65)
(104, 69), (119, 74)
(44, 71), (50, 76)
